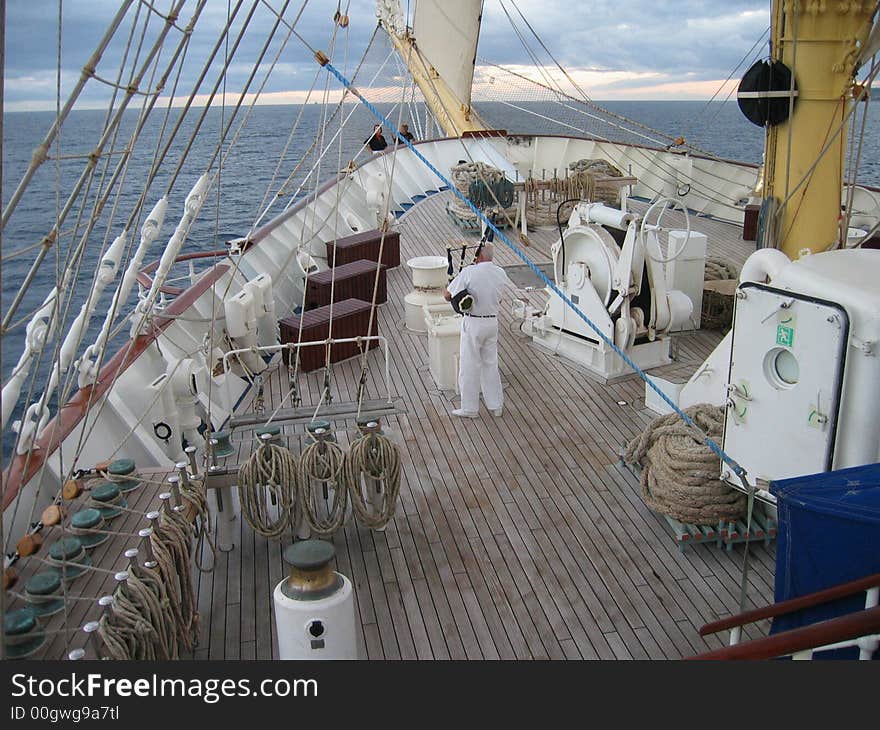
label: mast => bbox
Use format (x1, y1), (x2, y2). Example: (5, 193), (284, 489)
(764, 0), (874, 257)
(376, 0), (487, 136)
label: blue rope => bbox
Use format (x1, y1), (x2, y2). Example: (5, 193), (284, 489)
(322, 61), (746, 478)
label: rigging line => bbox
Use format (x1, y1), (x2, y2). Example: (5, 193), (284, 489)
(481, 62), (756, 199)
(49, 2), (207, 467)
(841, 60), (875, 244)
(322, 61), (750, 480)
(680, 26), (771, 145)
(772, 61), (880, 243)
(66, 0), (314, 465)
(246, 0), (339, 234)
(1, 0), (136, 228)
(356, 53), (410, 417)
(163, 0), (260, 194)
(0, 0), (6, 662)
(0, 0), (190, 336)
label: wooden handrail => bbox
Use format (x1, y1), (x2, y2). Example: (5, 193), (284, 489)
(689, 605), (880, 660)
(700, 573), (880, 636)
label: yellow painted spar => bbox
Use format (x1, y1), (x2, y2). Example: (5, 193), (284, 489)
(765, 0), (874, 258)
(385, 28), (487, 137)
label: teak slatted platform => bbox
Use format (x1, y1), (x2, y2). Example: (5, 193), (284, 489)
(279, 298), (379, 372)
(327, 229), (400, 269)
(305, 259), (387, 309)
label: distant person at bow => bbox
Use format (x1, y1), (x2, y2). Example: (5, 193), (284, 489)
(365, 124), (388, 151)
(444, 242), (510, 418)
(397, 123), (415, 144)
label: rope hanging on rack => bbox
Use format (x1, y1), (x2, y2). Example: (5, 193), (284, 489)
(298, 431), (348, 537)
(623, 404), (747, 525)
(150, 506), (199, 652)
(237, 438), (300, 539)
(344, 425), (401, 530)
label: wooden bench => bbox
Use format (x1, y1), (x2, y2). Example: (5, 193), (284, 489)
(305, 259), (387, 310)
(279, 298), (379, 372)
(326, 228), (400, 269)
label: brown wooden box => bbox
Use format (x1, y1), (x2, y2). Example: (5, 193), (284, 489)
(326, 228), (400, 269)
(279, 298), (379, 372)
(743, 204), (760, 241)
(305, 259), (387, 310)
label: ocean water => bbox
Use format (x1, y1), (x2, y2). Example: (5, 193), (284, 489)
(2, 99), (879, 456)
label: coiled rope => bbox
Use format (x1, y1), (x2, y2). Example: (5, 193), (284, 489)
(344, 427), (401, 530)
(150, 507), (199, 653)
(237, 438), (300, 539)
(299, 433), (348, 537)
(704, 255), (740, 281)
(624, 404), (747, 524)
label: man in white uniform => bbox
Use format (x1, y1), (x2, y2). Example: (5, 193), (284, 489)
(444, 242), (510, 418)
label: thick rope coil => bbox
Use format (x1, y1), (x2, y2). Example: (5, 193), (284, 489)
(446, 161), (517, 225)
(150, 510), (199, 652)
(237, 441), (299, 539)
(344, 431), (401, 530)
(704, 255), (740, 281)
(624, 404), (747, 524)
(299, 437), (349, 537)
(181, 475), (217, 572)
(522, 158), (623, 226)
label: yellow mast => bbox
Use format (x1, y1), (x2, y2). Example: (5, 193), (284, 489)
(378, 10), (487, 137)
(764, 0), (874, 257)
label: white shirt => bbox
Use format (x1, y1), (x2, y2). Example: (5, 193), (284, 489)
(447, 261), (510, 316)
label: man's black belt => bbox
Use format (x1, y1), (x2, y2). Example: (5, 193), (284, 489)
(465, 313), (496, 318)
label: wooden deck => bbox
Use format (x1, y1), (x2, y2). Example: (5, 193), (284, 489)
(192, 192), (775, 660)
(7, 192), (773, 660)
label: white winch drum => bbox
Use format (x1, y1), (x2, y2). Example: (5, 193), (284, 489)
(407, 255), (448, 289)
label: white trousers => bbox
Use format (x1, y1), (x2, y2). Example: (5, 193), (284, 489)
(458, 316), (503, 413)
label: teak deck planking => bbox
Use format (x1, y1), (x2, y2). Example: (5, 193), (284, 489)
(11, 192), (772, 660)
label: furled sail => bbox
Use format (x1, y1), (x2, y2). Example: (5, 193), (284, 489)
(411, 0), (482, 110)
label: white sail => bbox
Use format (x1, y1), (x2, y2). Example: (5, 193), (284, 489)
(412, 0), (482, 110)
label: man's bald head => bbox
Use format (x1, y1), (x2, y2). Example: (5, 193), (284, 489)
(477, 242), (495, 262)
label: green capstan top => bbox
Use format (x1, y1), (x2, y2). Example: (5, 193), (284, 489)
(91, 482), (121, 502)
(49, 537), (85, 562)
(71, 508), (102, 529)
(25, 570), (62, 597)
(4, 607), (37, 636)
(108, 458), (135, 476)
(283, 539), (335, 571)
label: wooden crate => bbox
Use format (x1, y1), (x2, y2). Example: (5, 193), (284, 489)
(305, 259), (387, 310)
(279, 298), (379, 372)
(326, 228), (400, 269)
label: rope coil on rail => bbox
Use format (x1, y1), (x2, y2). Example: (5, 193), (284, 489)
(344, 425), (401, 530)
(237, 437), (300, 539)
(299, 431), (349, 537)
(624, 404), (747, 524)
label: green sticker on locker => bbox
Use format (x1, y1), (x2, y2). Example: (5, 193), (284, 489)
(776, 323), (794, 347)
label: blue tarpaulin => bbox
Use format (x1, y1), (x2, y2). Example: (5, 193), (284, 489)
(770, 462), (880, 658)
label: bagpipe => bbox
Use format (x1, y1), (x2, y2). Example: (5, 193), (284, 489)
(446, 217), (496, 315)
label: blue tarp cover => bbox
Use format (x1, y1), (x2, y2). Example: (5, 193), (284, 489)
(770, 462), (880, 658)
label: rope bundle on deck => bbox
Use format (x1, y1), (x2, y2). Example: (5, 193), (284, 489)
(624, 404), (747, 524)
(522, 158), (624, 226)
(704, 255), (739, 281)
(237, 438), (300, 539)
(299, 433), (349, 537)
(446, 161), (517, 228)
(344, 427), (401, 530)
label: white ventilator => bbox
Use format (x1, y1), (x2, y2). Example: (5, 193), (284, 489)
(273, 540), (357, 660)
(404, 255), (450, 332)
(522, 200), (696, 380)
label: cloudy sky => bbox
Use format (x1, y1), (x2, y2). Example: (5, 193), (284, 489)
(4, 0), (773, 111)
